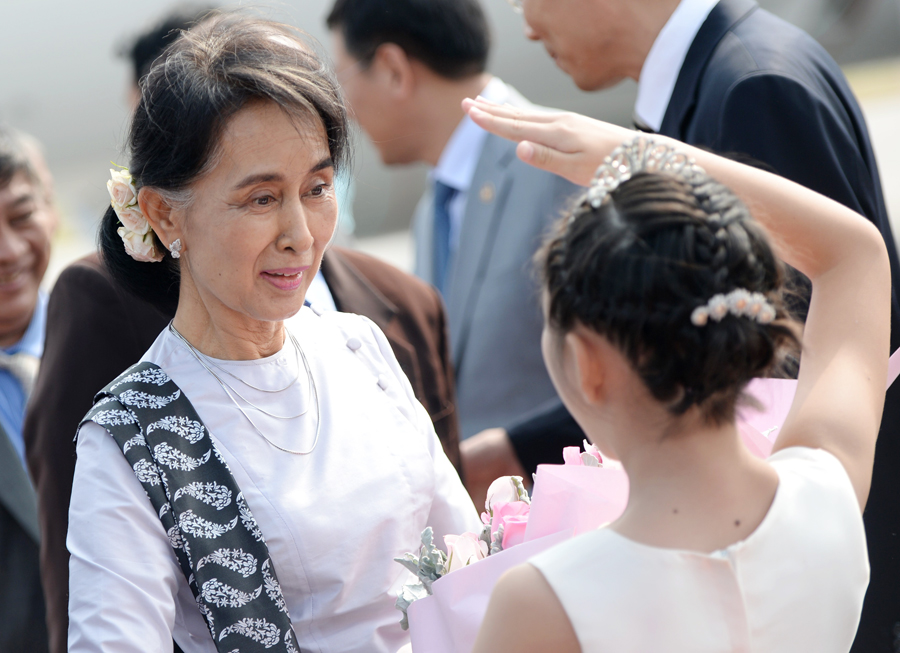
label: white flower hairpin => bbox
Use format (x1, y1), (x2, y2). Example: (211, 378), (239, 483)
(690, 289), (777, 327)
(107, 167), (165, 263)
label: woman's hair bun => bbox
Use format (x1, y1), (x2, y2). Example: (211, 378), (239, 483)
(541, 171), (799, 423)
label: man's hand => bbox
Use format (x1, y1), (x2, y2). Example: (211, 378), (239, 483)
(460, 428), (528, 510)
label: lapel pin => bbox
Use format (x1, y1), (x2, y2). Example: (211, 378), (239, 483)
(479, 182), (495, 204)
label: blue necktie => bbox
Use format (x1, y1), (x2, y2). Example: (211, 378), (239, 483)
(432, 180), (457, 296)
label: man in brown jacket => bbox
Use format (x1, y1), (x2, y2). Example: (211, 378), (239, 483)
(24, 247), (460, 653)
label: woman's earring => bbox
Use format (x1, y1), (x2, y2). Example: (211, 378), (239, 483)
(169, 239), (183, 259)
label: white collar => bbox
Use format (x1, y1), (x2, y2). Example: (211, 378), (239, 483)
(634, 0), (720, 132)
(432, 76), (508, 192)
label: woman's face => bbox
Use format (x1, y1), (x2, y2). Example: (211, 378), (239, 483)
(176, 101), (337, 329)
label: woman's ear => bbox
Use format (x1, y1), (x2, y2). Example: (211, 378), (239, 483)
(566, 327), (607, 406)
(138, 187), (180, 249)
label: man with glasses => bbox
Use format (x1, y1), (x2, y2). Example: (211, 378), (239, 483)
(496, 0), (900, 648)
(327, 0), (584, 504)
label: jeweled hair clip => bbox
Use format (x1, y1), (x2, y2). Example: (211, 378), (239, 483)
(584, 136), (707, 211)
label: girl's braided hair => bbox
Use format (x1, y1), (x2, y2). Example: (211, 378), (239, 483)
(541, 171), (800, 424)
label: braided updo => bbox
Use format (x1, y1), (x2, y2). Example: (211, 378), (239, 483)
(541, 171), (799, 424)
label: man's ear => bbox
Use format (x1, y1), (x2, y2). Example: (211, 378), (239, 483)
(566, 327), (607, 406)
(370, 43), (416, 99)
(138, 187), (180, 249)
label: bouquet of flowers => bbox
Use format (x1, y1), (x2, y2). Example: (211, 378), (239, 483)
(394, 352), (900, 651)
(395, 442), (628, 652)
(394, 475), (532, 629)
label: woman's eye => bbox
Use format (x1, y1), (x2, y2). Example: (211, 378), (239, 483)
(253, 196), (274, 206)
(307, 184), (331, 198)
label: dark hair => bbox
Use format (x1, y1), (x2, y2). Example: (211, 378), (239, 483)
(120, 5), (220, 87)
(100, 13), (351, 314)
(0, 127), (39, 190)
(326, 0), (490, 79)
(541, 172), (800, 424)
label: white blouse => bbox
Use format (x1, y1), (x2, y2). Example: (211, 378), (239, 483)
(531, 447), (869, 652)
(67, 307), (480, 653)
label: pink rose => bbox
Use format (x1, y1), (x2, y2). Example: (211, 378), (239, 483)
(563, 439), (604, 466)
(501, 514), (529, 550)
(117, 227), (164, 263)
(116, 206), (150, 235)
(562, 446), (585, 465)
(107, 169), (137, 209)
(490, 501), (530, 536)
(443, 532), (488, 573)
(484, 501), (531, 551)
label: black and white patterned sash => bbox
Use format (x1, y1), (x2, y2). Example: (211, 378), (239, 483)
(80, 362), (300, 652)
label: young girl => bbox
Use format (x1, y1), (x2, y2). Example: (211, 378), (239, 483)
(464, 99), (888, 652)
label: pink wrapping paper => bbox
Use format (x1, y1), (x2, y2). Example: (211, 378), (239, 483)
(737, 349), (900, 459)
(407, 530), (571, 653)
(523, 465), (629, 542)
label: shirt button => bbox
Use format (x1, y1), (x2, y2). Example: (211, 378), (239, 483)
(377, 374), (389, 390)
(346, 338), (362, 351)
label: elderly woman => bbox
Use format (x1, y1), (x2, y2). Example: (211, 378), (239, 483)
(67, 15), (479, 653)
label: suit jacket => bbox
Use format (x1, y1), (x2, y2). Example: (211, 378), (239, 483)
(659, 3), (900, 649)
(413, 86), (579, 439)
(24, 248), (461, 653)
(0, 417), (49, 652)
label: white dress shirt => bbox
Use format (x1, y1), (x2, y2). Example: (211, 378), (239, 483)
(432, 76), (509, 255)
(634, 0), (720, 132)
(68, 307), (480, 653)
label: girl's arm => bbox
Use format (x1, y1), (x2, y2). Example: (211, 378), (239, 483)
(463, 98), (890, 510)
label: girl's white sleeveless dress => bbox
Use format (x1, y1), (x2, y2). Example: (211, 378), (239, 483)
(530, 447), (868, 652)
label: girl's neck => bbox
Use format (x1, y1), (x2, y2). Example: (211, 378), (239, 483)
(610, 417), (779, 553)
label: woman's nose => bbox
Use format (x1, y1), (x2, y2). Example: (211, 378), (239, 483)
(277, 201), (315, 253)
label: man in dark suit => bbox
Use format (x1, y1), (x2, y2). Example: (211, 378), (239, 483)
(481, 0), (899, 647)
(24, 246), (461, 653)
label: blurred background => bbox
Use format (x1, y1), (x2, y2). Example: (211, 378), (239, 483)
(2, 0), (900, 278)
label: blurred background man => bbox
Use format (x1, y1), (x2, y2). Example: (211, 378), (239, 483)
(327, 0), (586, 504)
(0, 126), (57, 653)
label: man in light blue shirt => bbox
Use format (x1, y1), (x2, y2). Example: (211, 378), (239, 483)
(0, 293), (47, 467)
(0, 126), (56, 652)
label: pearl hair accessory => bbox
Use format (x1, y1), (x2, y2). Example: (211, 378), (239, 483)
(584, 136), (707, 213)
(169, 238), (183, 259)
(690, 289), (777, 327)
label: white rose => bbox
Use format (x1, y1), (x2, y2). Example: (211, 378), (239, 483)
(108, 169), (137, 209)
(116, 206), (150, 235)
(117, 227), (164, 263)
(443, 532), (488, 573)
(485, 476), (527, 514)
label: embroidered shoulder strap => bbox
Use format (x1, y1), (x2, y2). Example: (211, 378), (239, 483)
(80, 362), (300, 653)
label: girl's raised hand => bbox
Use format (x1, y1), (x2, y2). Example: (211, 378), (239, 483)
(462, 96), (634, 186)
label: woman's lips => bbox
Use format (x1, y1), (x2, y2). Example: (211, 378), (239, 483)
(260, 266), (309, 292)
